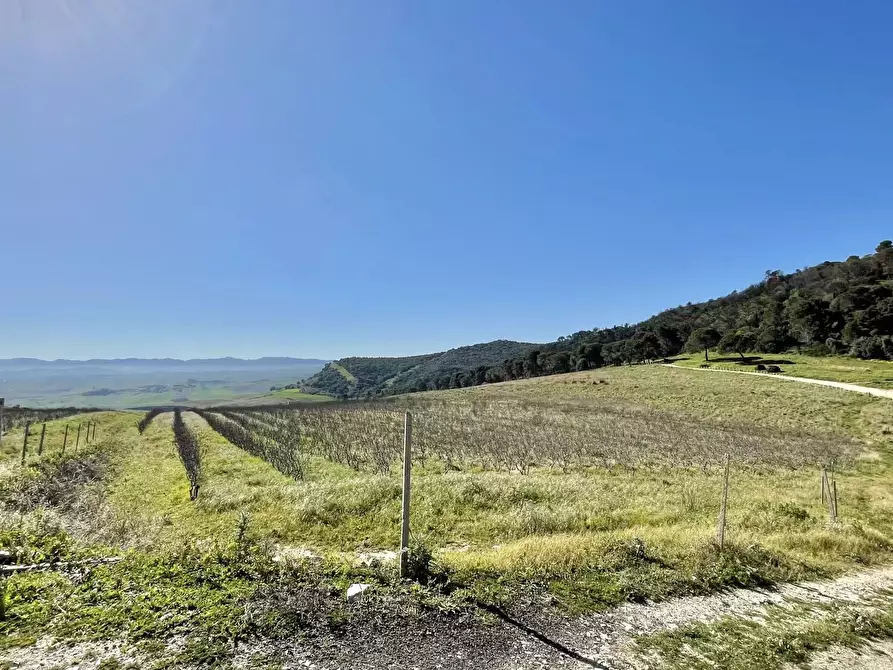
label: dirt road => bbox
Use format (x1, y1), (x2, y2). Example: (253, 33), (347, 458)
(666, 364), (893, 400)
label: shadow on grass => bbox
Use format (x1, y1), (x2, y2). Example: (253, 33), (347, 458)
(706, 356), (796, 366)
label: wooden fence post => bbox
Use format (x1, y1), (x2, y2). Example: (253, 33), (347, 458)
(821, 467), (827, 504)
(0, 397), (4, 445)
(21, 422), (30, 465)
(831, 480), (839, 522)
(76, 424), (81, 450)
(716, 453), (731, 550)
(399, 411), (413, 578)
(38, 424), (46, 456)
(92, 421), (97, 442)
(62, 425), (69, 454)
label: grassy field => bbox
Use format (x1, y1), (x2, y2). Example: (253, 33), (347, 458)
(270, 389), (335, 402)
(331, 362), (357, 383)
(3, 364), (893, 666)
(0, 411), (121, 464)
(674, 351), (893, 388)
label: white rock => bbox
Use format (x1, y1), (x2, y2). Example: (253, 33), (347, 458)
(346, 583), (372, 602)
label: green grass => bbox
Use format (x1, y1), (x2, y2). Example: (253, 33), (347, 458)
(87, 367), (893, 610)
(675, 351), (893, 389)
(6, 364), (893, 665)
(0, 531), (278, 664)
(635, 594), (893, 669)
(424, 365), (880, 436)
(0, 411), (127, 464)
(270, 389), (334, 402)
(330, 362), (356, 384)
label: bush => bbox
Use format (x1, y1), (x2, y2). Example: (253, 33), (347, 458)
(404, 535), (450, 585)
(800, 343), (833, 357)
(137, 409), (164, 434)
(173, 410), (202, 500)
(850, 335), (893, 360)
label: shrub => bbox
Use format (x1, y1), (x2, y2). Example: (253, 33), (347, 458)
(173, 410), (203, 500)
(137, 409), (164, 434)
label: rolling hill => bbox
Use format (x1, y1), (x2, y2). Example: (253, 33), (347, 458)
(303, 340), (537, 397)
(303, 240), (893, 397)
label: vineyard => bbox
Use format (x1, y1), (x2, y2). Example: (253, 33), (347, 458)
(1, 406), (99, 433)
(123, 366), (878, 572)
(6, 366), (893, 669)
(183, 397), (854, 478)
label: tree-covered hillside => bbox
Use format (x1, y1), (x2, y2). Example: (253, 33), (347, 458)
(302, 340), (536, 397)
(303, 241), (893, 397)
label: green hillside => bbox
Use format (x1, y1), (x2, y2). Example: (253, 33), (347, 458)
(303, 340), (536, 397)
(303, 240), (893, 398)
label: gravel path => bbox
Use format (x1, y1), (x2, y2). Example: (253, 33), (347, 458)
(6, 568), (893, 670)
(560, 566), (893, 668)
(786, 641), (893, 670)
(665, 364), (893, 399)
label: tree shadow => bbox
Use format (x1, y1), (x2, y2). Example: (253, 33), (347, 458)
(707, 356), (795, 366)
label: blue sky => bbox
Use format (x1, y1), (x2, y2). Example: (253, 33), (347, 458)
(2, 0), (892, 360)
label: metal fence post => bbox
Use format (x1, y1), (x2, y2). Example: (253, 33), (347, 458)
(399, 411), (413, 578)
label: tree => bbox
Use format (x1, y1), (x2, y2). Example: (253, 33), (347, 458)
(576, 342), (604, 368)
(473, 365), (488, 386)
(526, 350), (541, 377)
(717, 329), (757, 359)
(633, 330), (662, 361)
(877, 240), (893, 276)
(685, 328), (721, 361)
(758, 299), (792, 353)
(542, 352), (571, 375)
(784, 290), (830, 346)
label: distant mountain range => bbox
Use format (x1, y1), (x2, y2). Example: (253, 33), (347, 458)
(0, 357), (329, 408)
(0, 357), (328, 370)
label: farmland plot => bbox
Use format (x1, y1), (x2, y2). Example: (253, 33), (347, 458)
(4, 366), (893, 669)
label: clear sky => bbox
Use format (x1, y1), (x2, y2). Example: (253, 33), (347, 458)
(2, 0), (892, 360)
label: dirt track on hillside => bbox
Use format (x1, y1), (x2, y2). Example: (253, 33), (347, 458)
(666, 363), (893, 400)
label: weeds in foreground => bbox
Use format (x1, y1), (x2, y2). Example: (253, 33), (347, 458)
(635, 596), (893, 669)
